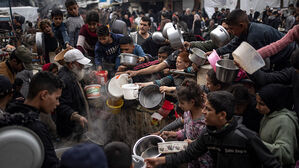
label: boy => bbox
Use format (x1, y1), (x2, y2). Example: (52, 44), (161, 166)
(145, 91), (281, 168)
(94, 25), (123, 76)
(51, 8), (71, 49)
(65, 0), (84, 47)
(38, 19), (58, 63)
(104, 141), (133, 168)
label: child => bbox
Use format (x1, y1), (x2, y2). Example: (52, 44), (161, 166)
(160, 79), (213, 168)
(145, 91), (281, 168)
(77, 11), (100, 63)
(51, 8), (71, 49)
(38, 19), (58, 63)
(65, 0), (84, 47)
(104, 141), (133, 168)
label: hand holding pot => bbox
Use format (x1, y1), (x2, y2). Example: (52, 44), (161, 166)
(184, 139), (193, 144)
(145, 157), (166, 168)
(205, 51), (213, 57)
(138, 57), (146, 63)
(126, 70), (138, 77)
(160, 86), (175, 93)
(160, 131), (177, 140)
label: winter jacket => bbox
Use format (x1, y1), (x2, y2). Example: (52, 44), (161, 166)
(216, 22), (296, 71)
(249, 67), (299, 118)
(0, 61), (15, 83)
(77, 24), (98, 58)
(52, 22), (70, 48)
(165, 117), (281, 168)
(190, 40), (218, 52)
(56, 67), (87, 137)
(2, 103), (59, 168)
(260, 108), (298, 167)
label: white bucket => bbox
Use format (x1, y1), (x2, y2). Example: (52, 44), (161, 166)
(122, 84), (139, 100)
(232, 42), (265, 74)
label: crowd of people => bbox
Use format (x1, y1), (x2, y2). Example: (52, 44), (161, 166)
(0, 0), (299, 167)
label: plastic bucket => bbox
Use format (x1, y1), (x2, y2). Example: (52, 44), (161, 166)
(106, 98), (124, 114)
(232, 42), (265, 74)
(122, 84), (139, 100)
(158, 100), (174, 118)
(207, 50), (221, 72)
(84, 84), (101, 99)
(108, 74), (132, 98)
(95, 70), (108, 85)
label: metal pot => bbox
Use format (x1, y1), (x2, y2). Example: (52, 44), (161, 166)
(0, 126), (44, 168)
(35, 32), (44, 55)
(188, 48), (207, 66)
(139, 85), (165, 110)
(216, 59), (239, 83)
(162, 22), (174, 38)
(210, 25), (231, 47)
(110, 19), (128, 35)
(152, 32), (166, 44)
(167, 27), (184, 49)
(132, 155), (146, 168)
(133, 135), (165, 159)
(119, 53), (139, 67)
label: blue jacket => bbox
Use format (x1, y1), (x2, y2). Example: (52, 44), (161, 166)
(216, 22), (296, 70)
(51, 22), (70, 48)
(94, 33), (123, 68)
(133, 44), (146, 57)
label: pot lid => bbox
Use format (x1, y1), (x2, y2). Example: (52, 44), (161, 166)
(0, 126), (44, 168)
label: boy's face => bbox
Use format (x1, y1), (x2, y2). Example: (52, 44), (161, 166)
(202, 100), (224, 127)
(67, 4), (79, 16)
(256, 94), (270, 115)
(87, 21), (98, 32)
(158, 52), (168, 63)
(228, 23), (246, 37)
(139, 20), (150, 34)
(40, 89), (62, 114)
(53, 16), (63, 27)
(206, 75), (220, 92)
(42, 24), (52, 34)
(120, 44), (134, 54)
(176, 56), (189, 70)
(98, 35), (111, 45)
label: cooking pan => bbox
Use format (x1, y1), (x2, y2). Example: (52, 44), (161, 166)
(188, 48), (207, 66)
(119, 53), (139, 67)
(35, 32), (44, 56)
(210, 25), (231, 47)
(167, 27), (184, 49)
(139, 85), (165, 110)
(0, 126), (44, 168)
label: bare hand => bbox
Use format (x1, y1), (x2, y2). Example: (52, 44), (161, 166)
(184, 139), (193, 144)
(66, 43), (72, 49)
(183, 41), (191, 50)
(192, 63), (200, 72)
(205, 51), (213, 56)
(117, 65), (127, 72)
(136, 83), (149, 88)
(79, 116), (88, 128)
(127, 70), (138, 77)
(97, 66), (103, 71)
(145, 157), (165, 168)
(160, 86), (174, 93)
(160, 131), (177, 140)
(233, 60), (244, 70)
(163, 68), (170, 75)
(138, 57), (145, 63)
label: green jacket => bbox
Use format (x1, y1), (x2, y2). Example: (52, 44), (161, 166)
(190, 40), (218, 52)
(259, 108), (298, 166)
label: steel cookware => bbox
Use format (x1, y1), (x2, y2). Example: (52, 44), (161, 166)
(167, 27), (184, 49)
(139, 85), (165, 110)
(119, 53), (139, 67)
(152, 32), (166, 44)
(210, 25), (231, 47)
(188, 48), (207, 66)
(133, 135), (165, 159)
(215, 59), (239, 83)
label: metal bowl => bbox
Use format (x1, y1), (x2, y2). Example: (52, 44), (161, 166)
(210, 25), (231, 47)
(133, 135), (165, 159)
(35, 32), (43, 55)
(132, 155), (146, 168)
(119, 53), (139, 67)
(162, 22), (174, 38)
(189, 48), (207, 66)
(139, 85), (165, 110)
(0, 126), (44, 168)
(216, 59), (239, 83)
(152, 32), (166, 44)
(167, 27), (184, 49)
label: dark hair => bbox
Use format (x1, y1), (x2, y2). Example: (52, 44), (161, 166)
(158, 46), (173, 56)
(141, 16), (151, 26)
(297, 0), (299, 8)
(97, 25), (109, 37)
(207, 69), (230, 90)
(119, 35), (133, 45)
(178, 51), (191, 64)
(13, 78), (23, 88)
(207, 91), (235, 120)
(27, 72), (64, 100)
(291, 48), (299, 69)
(177, 79), (204, 107)
(49, 63), (58, 72)
(38, 19), (51, 30)
(226, 9), (249, 25)
(51, 8), (63, 18)
(104, 142), (132, 168)
(86, 11), (99, 24)
(65, 0), (77, 8)
(228, 84), (251, 105)
(9, 50), (22, 64)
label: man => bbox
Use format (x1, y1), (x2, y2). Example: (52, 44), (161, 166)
(0, 46), (33, 83)
(2, 71), (63, 168)
(212, 7), (221, 25)
(0, 76), (13, 114)
(130, 16), (152, 46)
(214, 9), (295, 71)
(145, 91), (281, 168)
(182, 8), (194, 31)
(56, 48), (89, 139)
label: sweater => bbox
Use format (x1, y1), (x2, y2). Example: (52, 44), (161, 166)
(258, 25), (299, 59)
(77, 24), (98, 58)
(260, 108), (298, 167)
(51, 22), (70, 48)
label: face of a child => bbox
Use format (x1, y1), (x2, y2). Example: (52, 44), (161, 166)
(178, 100), (194, 112)
(120, 44), (134, 54)
(87, 21), (98, 32)
(53, 16), (63, 27)
(227, 23), (246, 37)
(176, 56), (189, 70)
(206, 75), (219, 92)
(202, 100), (223, 127)
(98, 35), (111, 45)
(42, 24), (52, 34)
(256, 94), (270, 115)
(67, 4), (79, 17)
(158, 52), (168, 63)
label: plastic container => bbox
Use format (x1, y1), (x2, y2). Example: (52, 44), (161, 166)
(207, 50), (221, 72)
(95, 70), (108, 85)
(105, 98), (124, 114)
(158, 100), (174, 118)
(158, 141), (188, 154)
(122, 84), (139, 100)
(108, 74), (132, 98)
(84, 84), (101, 99)
(232, 42), (265, 74)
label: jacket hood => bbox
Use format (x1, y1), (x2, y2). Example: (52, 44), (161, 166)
(266, 108), (299, 131)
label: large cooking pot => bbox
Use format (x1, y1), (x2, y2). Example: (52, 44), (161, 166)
(133, 135), (165, 159)
(119, 53), (139, 67)
(167, 27), (184, 50)
(152, 32), (166, 44)
(35, 32), (44, 55)
(216, 59), (239, 83)
(139, 85), (165, 110)
(210, 25), (231, 47)
(189, 48), (207, 66)
(0, 126), (44, 168)
(110, 19), (128, 35)
(162, 22), (174, 38)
